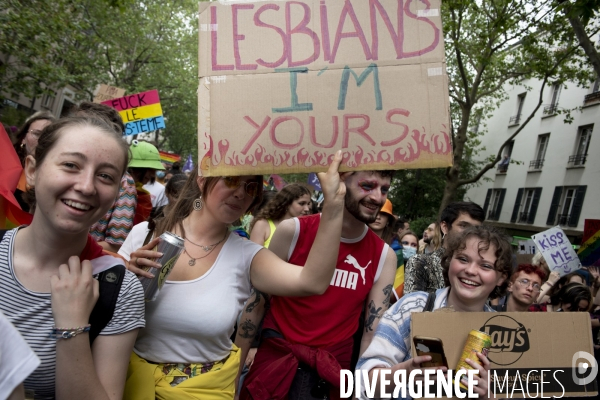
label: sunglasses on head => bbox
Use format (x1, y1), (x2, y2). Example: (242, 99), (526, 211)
(222, 176), (259, 198)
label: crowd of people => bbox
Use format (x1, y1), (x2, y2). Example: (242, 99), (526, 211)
(0, 105), (598, 400)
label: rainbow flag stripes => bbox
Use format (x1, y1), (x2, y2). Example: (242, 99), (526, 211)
(578, 220), (600, 267)
(159, 151), (181, 165)
(102, 89), (165, 135)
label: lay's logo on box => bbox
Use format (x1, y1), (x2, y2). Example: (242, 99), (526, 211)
(480, 315), (530, 365)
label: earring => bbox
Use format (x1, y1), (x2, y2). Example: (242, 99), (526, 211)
(193, 197), (203, 211)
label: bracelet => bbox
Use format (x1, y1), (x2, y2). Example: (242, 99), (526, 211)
(50, 325), (91, 339)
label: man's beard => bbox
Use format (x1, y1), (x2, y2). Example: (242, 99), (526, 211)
(345, 191), (382, 224)
(424, 237), (432, 244)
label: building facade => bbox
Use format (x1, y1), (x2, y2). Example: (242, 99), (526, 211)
(465, 78), (600, 242)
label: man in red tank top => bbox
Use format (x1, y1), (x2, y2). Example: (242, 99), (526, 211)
(240, 171), (397, 400)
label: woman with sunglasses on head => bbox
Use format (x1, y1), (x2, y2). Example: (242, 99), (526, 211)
(119, 152), (345, 399)
(357, 225), (512, 399)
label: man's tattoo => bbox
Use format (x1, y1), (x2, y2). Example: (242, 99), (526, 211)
(239, 319), (257, 339)
(365, 300), (383, 332)
(382, 284), (393, 310)
(245, 289), (264, 312)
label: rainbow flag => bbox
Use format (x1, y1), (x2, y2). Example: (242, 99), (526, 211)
(159, 151), (181, 165)
(0, 125), (32, 229)
(578, 220), (600, 267)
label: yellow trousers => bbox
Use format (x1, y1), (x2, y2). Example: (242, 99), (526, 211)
(124, 346), (241, 400)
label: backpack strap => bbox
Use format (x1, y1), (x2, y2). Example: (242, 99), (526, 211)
(89, 264), (126, 345)
(424, 291), (437, 312)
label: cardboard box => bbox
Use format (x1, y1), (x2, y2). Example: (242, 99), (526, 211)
(412, 312), (598, 398)
(198, 0), (452, 176)
(93, 84), (125, 103)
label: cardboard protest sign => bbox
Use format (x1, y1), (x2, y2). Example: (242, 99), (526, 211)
(532, 226), (581, 276)
(93, 84), (126, 103)
(198, 0), (451, 176)
(412, 312), (597, 398)
(102, 89), (165, 135)
(578, 219), (600, 267)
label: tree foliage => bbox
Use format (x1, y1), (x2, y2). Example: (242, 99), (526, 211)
(0, 0), (200, 157)
(440, 0), (598, 212)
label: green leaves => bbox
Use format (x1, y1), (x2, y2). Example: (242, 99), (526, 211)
(0, 0), (201, 157)
(440, 0), (597, 211)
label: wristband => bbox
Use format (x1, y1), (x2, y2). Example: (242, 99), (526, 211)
(50, 325), (91, 339)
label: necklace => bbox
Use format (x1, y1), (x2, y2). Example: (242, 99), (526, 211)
(184, 229), (228, 266)
(185, 232), (227, 252)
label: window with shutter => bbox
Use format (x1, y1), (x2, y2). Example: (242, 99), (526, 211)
(546, 187), (563, 225)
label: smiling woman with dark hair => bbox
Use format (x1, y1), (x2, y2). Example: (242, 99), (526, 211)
(357, 225), (513, 398)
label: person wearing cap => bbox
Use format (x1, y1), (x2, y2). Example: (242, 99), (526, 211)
(368, 199), (396, 245)
(128, 141), (167, 223)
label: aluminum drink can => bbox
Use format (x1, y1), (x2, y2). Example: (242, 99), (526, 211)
(138, 231), (184, 301)
(455, 330), (492, 391)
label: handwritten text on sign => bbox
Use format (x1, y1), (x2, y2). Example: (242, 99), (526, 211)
(102, 89), (165, 136)
(198, 0), (451, 176)
(532, 226), (581, 276)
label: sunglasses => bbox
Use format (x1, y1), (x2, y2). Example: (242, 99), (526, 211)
(222, 176), (259, 198)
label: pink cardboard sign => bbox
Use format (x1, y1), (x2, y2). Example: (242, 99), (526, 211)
(198, 0), (451, 176)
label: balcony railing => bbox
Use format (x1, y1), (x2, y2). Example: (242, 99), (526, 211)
(557, 213), (571, 225)
(543, 104), (558, 115)
(568, 154), (587, 166)
(497, 164), (509, 173)
(509, 114), (521, 124)
(518, 212), (529, 223)
(529, 159), (544, 170)
(584, 91), (600, 105)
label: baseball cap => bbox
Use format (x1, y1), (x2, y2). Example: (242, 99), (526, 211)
(128, 140), (165, 170)
(380, 199), (393, 217)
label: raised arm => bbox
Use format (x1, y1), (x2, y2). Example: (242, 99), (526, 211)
(249, 151), (345, 296)
(537, 271), (560, 304)
(359, 248), (397, 356)
(53, 257), (143, 400)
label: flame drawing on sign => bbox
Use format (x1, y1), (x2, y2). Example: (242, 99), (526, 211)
(207, 124), (450, 168)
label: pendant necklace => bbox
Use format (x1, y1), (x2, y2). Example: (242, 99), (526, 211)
(184, 229), (228, 266)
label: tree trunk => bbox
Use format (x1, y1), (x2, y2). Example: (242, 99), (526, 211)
(440, 174), (460, 217)
(564, 4), (600, 78)
(440, 107), (471, 213)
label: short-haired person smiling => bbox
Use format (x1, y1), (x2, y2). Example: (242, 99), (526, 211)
(0, 116), (145, 399)
(357, 225), (512, 399)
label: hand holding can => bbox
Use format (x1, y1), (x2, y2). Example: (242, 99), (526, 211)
(137, 232), (184, 301)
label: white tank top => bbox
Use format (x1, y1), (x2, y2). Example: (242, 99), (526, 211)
(133, 233), (263, 364)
